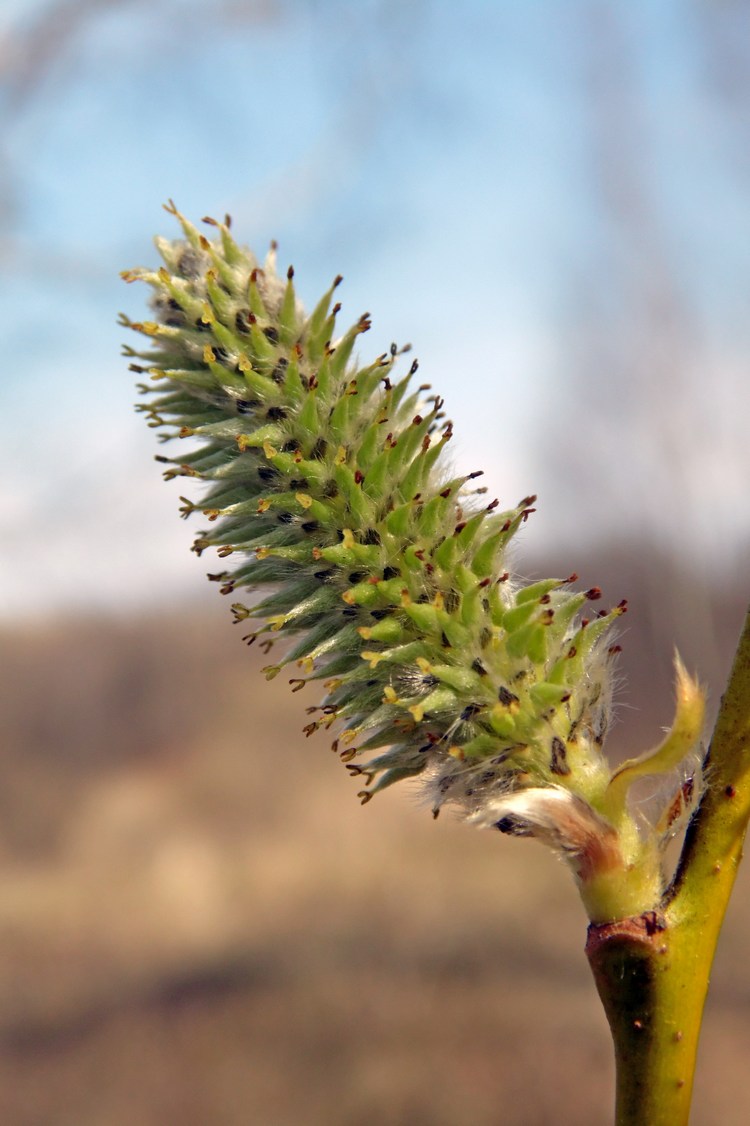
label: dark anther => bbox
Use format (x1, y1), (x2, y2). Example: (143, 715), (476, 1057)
(323, 480), (339, 498)
(550, 736), (571, 776)
(311, 438), (328, 460)
(444, 590), (460, 614)
(348, 571), (367, 584)
(471, 659), (487, 677)
(441, 632), (452, 648)
(271, 358), (288, 382)
(237, 399), (260, 414)
(281, 439), (300, 453)
(301, 521), (319, 534)
(585, 587), (602, 601)
(235, 309), (252, 333)
(258, 466), (280, 482)
(497, 687), (519, 706)
(461, 704), (482, 721)
(277, 512), (294, 524)
(314, 569), (335, 583)
(370, 609), (389, 621)
(382, 566), (399, 581)
(263, 326), (279, 344)
(361, 528), (382, 546)
(162, 305), (185, 328)
(342, 607), (358, 618)
(266, 405), (288, 421)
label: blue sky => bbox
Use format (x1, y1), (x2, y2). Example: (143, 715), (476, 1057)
(1, 0), (748, 619)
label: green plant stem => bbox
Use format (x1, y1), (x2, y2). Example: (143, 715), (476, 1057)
(586, 606), (750, 1126)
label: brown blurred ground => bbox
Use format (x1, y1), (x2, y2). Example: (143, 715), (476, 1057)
(0, 556), (748, 1126)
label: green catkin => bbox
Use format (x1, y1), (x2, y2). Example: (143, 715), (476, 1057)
(125, 205), (705, 920)
(123, 202), (622, 810)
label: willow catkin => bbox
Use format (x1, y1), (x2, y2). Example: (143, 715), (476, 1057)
(123, 204), (704, 920)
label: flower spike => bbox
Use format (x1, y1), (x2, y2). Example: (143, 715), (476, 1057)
(125, 206), (705, 923)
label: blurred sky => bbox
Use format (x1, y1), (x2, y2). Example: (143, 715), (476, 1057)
(0, 0), (748, 620)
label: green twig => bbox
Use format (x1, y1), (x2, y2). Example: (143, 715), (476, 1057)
(587, 606), (750, 1125)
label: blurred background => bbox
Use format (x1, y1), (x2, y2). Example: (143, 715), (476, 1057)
(0, 1), (748, 1122)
